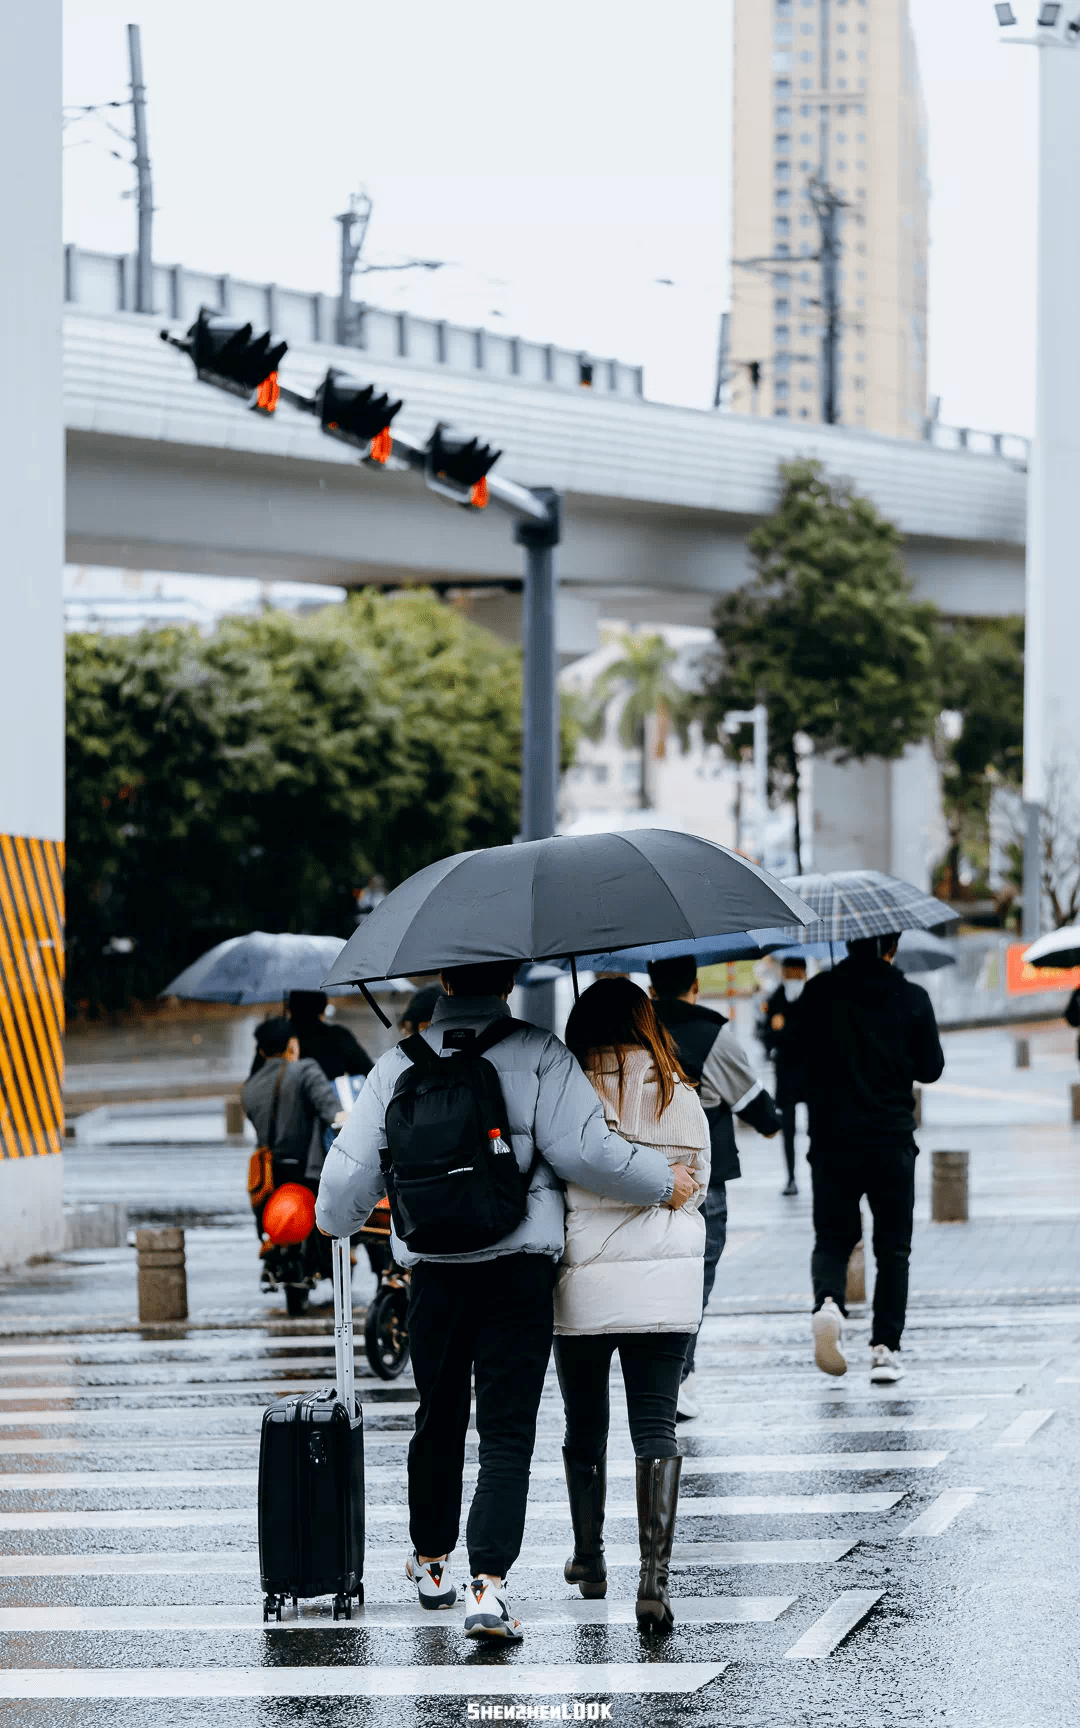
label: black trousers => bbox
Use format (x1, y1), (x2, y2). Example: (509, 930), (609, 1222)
(809, 1138), (917, 1352)
(555, 1331), (692, 1463)
(407, 1252), (554, 1578)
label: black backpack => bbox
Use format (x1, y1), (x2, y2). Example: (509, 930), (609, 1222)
(381, 1020), (537, 1255)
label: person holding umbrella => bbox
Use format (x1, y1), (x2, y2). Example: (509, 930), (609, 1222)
(760, 957), (810, 1196)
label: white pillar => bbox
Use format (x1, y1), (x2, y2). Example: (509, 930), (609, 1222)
(1023, 41), (1080, 931)
(0, 2), (66, 1265)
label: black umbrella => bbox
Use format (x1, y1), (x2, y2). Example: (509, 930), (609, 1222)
(322, 830), (815, 1021)
(162, 933), (348, 1007)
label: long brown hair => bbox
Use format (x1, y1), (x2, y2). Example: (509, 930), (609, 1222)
(565, 976), (689, 1114)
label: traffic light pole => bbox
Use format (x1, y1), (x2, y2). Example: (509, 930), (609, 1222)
(127, 24), (153, 316)
(515, 491), (562, 845)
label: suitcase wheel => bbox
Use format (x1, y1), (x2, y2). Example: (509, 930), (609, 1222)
(263, 1594), (283, 1623)
(332, 1593), (344, 1621)
(356, 1583), (364, 1607)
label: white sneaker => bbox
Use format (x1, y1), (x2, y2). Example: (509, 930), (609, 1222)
(405, 1552), (457, 1610)
(463, 1576), (524, 1642)
(870, 1344), (904, 1384)
(676, 1373), (700, 1421)
(812, 1298), (847, 1377)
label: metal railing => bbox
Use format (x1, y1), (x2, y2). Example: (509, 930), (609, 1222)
(63, 244), (645, 401)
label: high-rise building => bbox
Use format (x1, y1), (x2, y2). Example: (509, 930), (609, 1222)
(727, 0), (929, 438)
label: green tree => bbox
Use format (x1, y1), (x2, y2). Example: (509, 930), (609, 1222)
(700, 460), (940, 871)
(587, 632), (687, 808)
(65, 590), (541, 1013)
(935, 615), (1024, 899)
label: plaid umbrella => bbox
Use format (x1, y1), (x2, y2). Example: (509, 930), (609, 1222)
(779, 870), (957, 943)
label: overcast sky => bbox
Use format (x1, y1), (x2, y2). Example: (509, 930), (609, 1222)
(62, 0), (1038, 434)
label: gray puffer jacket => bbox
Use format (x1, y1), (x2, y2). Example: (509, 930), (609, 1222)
(315, 995), (676, 1265)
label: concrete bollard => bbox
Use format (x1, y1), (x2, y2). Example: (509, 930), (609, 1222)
(1015, 1037), (1030, 1069)
(932, 1150), (969, 1223)
(225, 1097), (246, 1136)
(912, 1085), (922, 1128)
(845, 1239), (866, 1305)
(1071, 1083), (1080, 1125)
(136, 1226), (188, 1323)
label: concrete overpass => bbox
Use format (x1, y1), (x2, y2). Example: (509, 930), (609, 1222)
(65, 304), (1027, 641)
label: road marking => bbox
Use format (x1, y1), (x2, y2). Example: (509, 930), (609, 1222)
(0, 1539), (855, 1576)
(995, 1409), (1054, 1447)
(929, 1081), (1063, 1106)
(0, 1492), (903, 1528)
(0, 1356), (345, 1383)
(0, 1664), (727, 1700)
(783, 1590), (884, 1658)
(898, 1489), (981, 1537)
(0, 1596), (793, 1632)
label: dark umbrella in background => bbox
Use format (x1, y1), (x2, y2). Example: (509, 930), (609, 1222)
(322, 830), (817, 1023)
(162, 932), (412, 1007)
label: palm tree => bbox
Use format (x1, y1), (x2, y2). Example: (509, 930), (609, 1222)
(588, 632), (685, 809)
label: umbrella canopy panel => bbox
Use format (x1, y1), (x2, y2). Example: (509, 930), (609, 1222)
(1023, 926), (1080, 970)
(162, 932), (347, 1007)
(323, 830), (816, 987)
(780, 870), (957, 943)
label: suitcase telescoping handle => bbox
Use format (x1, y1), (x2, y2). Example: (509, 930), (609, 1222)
(331, 1237), (356, 1415)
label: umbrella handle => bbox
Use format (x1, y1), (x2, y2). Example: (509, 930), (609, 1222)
(569, 955), (580, 1004)
(359, 982), (393, 1029)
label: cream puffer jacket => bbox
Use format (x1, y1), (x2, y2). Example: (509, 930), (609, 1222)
(554, 1047), (711, 1336)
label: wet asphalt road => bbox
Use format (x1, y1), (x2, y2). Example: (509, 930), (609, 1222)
(2, 1023), (1078, 1725)
(0, 1300), (1075, 1727)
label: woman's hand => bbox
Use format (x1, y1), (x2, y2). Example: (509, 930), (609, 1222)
(666, 1162), (697, 1210)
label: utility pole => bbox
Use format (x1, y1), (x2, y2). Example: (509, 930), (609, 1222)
(724, 705), (768, 865)
(809, 177), (846, 425)
(127, 23), (153, 315)
(336, 190), (372, 347)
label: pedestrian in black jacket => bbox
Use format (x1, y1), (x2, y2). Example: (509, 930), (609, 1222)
(248, 991), (374, 1085)
(789, 932), (944, 1385)
(649, 954), (782, 1418)
(760, 958), (809, 1196)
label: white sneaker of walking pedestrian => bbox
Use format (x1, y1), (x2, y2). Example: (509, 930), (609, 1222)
(676, 1373), (701, 1421)
(463, 1576), (524, 1642)
(812, 1297), (847, 1377)
(405, 1551), (457, 1609)
(870, 1343), (904, 1384)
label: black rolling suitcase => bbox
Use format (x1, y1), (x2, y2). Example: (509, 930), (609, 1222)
(258, 1237), (364, 1621)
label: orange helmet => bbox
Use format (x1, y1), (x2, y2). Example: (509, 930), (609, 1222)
(263, 1183), (316, 1246)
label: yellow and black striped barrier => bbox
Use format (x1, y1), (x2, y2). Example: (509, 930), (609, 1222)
(0, 836), (64, 1159)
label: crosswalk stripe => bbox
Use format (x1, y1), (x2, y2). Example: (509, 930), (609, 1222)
(0, 1471), (903, 1511)
(782, 1590), (884, 1658)
(898, 1489), (981, 1537)
(0, 1491), (904, 1528)
(0, 1389), (1018, 1429)
(994, 1409), (1054, 1447)
(0, 1596), (794, 1631)
(0, 1410), (983, 1455)
(0, 1663), (727, 1699)
(0, 1539), (855, 1576)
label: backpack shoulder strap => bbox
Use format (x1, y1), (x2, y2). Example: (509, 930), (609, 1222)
(471, 1017), (522, 1058)
(399, 1032), (440, 1071)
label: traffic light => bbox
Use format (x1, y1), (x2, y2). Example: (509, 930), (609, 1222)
(161, 307), (287, 402)
(425, 422), (502, 506)
(316, 368), (402, 454)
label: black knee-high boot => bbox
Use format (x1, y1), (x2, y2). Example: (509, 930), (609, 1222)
(562, 1449), (607, 1599)
(635, 1454), (682, 1633)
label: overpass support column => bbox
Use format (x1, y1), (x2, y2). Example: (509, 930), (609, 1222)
(1023, 41), (1080, 939)
(0, 3), (66, 1266)
(515, 491), (562, 1030)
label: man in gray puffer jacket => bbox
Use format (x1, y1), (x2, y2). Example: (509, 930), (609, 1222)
(316, 959), (693, 1645)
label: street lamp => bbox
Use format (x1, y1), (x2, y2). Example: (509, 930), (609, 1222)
(992, 2), (1080, 939)
(723, 705), (768, 865)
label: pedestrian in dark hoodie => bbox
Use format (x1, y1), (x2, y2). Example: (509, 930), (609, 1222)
(248, 991), (373, 1085)
(760, 957), (809, 1196)
(648, 955), (781, 1418)
(790, 932), (944, 1385)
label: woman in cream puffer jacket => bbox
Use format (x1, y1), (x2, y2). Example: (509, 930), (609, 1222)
(553, 976), (710, 1637)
